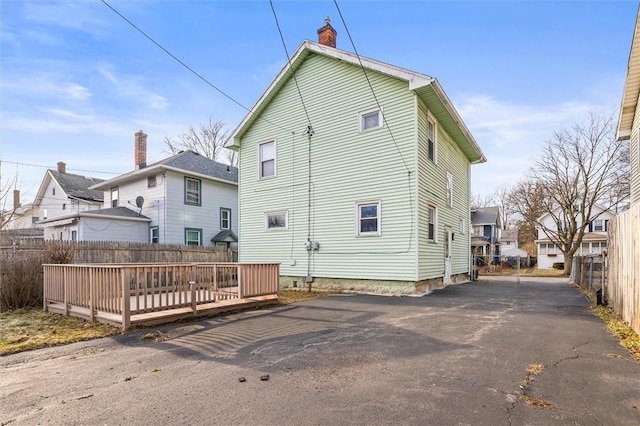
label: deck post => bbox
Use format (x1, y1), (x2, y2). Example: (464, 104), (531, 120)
(43, 265), (48, 312)
(121, 267), (130, 330)
(89, 267), (95, 323)
(190, 281), (197, 314)
(237, 264), (243, 299)
(64, 267), (70, 315)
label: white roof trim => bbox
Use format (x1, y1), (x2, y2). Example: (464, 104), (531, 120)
(616, 6), (640, 141)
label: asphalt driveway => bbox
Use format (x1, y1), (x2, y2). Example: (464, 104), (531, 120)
(1, 277), (639, 425)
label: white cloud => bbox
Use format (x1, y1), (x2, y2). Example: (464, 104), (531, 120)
(22, 1), (110, 37)
(97, 65), (170, 110)
(456, 94), (605, 198)
(1, 73), (92, 101)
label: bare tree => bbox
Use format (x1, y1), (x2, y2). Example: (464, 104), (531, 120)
(492, 185), (516, 229)
(470, 192), (495, 210)
(164, 116), (237, 167)
(508, 179), (548, 253)
(510, 111), (629, 275)
(0, 163), (19, 230)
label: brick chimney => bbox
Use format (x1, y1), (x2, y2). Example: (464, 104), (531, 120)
(135, 130), (147, 169)
(57, 161), (66, 173)
(13, 189), (21, 210)
(317, 17), (337, 48)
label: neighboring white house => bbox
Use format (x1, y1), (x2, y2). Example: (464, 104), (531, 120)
(83, 131), (239, 247)
(32, 161), (105, 239)
(535, 204), (615, 269)
(499, 229), (528, 258)
(0, 190), (39, 231)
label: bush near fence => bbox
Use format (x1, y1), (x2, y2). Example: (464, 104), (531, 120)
(0, 240), (234, 311)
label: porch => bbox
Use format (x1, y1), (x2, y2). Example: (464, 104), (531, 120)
(43, 262), (280, 330)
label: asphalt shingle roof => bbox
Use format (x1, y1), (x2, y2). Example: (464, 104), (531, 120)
(158, 150), (238, 183)
(84, 206), (150, 219)
(471, 206), (500, 226)
(50, 171), (104, 202)
(211, 229), (238, 242)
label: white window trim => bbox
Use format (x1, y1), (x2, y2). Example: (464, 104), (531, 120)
(258, 139), (277, 179)
(459, 218), (465, 235)
(358, 106), (383, 132)
(427, 111), (438, 164)
(264, 211), (288, 231)
(427, 204), (438, 242)
(355, 200), (381, 237)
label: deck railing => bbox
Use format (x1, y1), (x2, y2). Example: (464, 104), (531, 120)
(43, 262), (280, 329)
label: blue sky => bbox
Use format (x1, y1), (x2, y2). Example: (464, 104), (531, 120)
(1, 0), (637, 204)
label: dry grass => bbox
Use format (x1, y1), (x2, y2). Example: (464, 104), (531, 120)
(279, 289), (335, 304)
(521, 395), (558, 410)
(0, 308), (119, 356)
(592, 305), (640, 362)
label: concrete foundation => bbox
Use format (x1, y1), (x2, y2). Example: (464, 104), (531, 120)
(280, 273), (469, 296)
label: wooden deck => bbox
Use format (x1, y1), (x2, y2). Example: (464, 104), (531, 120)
(43, 262), (280, 330)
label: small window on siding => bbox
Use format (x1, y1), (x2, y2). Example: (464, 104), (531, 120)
(150, 226), (159, 244)
(52, 188), (56, 196)
(428, 205), (437, 242)
(359, 107), (382, 132)
(185, 228), (202, 246)
(356, 201), (381, 236)
(427, 115), (437, 163)
(111, 187), (119, 208)
(184, 177), (201, 206)
(259, 140), (276, 178)
(265, 211), (288, 231)
(220, 208), (231, 230)
(459, 218), (465, 234)
(148, 175), (157, 188)
(71, 230), (77, 241)
(62, 203), (66, 210)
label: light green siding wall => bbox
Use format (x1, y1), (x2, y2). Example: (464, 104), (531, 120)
(238, 53), (419, 281)
(416, 100), (471, 280)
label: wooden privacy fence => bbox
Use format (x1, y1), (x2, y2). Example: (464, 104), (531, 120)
(44, 262), (280, 329)
(1, 240), (234, 263)
(607, 203), (640, 334)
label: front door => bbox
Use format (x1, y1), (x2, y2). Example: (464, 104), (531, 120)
(444, 227), (452, 285)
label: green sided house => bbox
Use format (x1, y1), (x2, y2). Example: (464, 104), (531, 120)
(226, 19), (486, 295)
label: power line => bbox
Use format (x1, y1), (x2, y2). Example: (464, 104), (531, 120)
(269, 0), (313, 129)
(99, 0), (290, 133)
(333, 0), (409, 172)
(0, 160), (120, 175)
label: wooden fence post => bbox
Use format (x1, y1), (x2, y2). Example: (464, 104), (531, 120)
(237, 265), (243, 299)
(64, 267), (69, 316)
(190, 281), (197, 314)
(121, 267), (130, 330)
(89, 267), (95, 323)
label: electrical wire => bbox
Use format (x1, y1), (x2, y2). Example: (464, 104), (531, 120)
(333, 0), (409, 173)
(99, 0), (290, 133)
(269, 0), (313, 129)
(0, 160), (120, 175)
